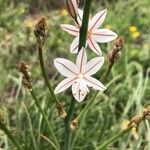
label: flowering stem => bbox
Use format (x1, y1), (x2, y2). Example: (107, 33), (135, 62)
(96, 127), (132, 150)
(79, 0), (92, 50)
(64, 0), (92, 150)
(37, 38), (58, 102)
(64, 99), (76, 150)
(0, 121), (22, 150)
(30, 89), (59, 149)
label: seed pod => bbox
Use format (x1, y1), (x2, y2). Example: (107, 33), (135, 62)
(64, 0), (78, 20)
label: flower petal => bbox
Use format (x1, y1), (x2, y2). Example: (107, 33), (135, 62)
(60, 24), (79, 36)
(72, 81), (88, 102)
(84, 57), (104, 76)
(54, 77), (76, 94)
(70, 36), (79, 53)
(84, 76), (106, 91)
(76, 48), (87, 73)
(92, 29), (118, 43)
(89, 9), (107, 30)
(77, 9), (83, 26)
(54, 58), (78, 77)
(88, 38), (102, 55)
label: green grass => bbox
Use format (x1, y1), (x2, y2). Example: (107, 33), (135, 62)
(0, 0), (150, 149)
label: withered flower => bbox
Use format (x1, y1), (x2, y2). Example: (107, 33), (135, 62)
(19, 61), (32, 90)
(34, 16), (47, 38)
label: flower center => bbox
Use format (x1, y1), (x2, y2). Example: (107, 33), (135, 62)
(77, 73), (83, 79)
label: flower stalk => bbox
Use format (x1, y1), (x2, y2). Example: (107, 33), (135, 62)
(34, 16), (58, 103)
(64, 0), (92, 149)
(78, 0), (92, 50)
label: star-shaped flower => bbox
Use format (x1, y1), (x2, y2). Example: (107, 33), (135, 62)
(61, 9), (118, 55)
(54, 48), (106, 102)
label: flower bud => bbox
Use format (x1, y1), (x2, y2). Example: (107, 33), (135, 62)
(64, 0), (79, 20)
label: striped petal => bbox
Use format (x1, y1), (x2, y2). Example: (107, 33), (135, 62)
(89, 9), (107, 30)
(70, 36), (79, 53)
(76, 48), (87, 73)
(92, 29), (118, 43)
(60, 24), (79, 36)
(88, 38), (102, 55)
(84, 57), (104, 76)
(84, 76), (106, 91)
(72, 81), (88, 102)
(54, 77), (76, 94)
(77, 9), (83, 26)
(54, 58), (78, 77)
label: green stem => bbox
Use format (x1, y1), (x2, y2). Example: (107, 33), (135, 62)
(0, 121), (22, 150)
(64, 1), (92, 149)
(64, 99), (76, 150)
(38, 41), (58, 102)
(79, 0), (92, 50)
(30, 89), (59, 149)
(96, 127), (132, 150)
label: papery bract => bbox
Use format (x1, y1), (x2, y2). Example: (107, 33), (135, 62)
(54, 48), (106, 102)
(61, 9), (118, 55)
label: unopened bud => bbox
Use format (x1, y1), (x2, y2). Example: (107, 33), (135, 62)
(64, 0), (78, 20)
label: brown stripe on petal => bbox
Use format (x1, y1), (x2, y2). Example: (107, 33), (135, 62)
(83, 77), (104, 90)
(79, 49), (84, 72)
(63, 26), (79, 33)
(56, 60), (77, 75)
(84, 59), (102, 75)
(72, 43), (79, 52)
(57, 77), (77, 91)
(93, 33), (115, 36)
(89, 38), (100, 55)
(90, 10), (106, 30)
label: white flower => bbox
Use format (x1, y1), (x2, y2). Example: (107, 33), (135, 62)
(61, 9), (118, 55)
(54, 48), (106, 102)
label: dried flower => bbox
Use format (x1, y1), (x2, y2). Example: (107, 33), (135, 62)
(54, 48), (106, 102)
(64, 0), (78, 20)
(34, 16), (47, 38)
(56, 102), (67, 118)
(19, 61), (32, 90)
(143, 105), (150, 119)
(70, 119), (78, 130)
(61, 9), (118, 55)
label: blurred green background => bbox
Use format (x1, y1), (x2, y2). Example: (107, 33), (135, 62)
(0, 0), (150, 149)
